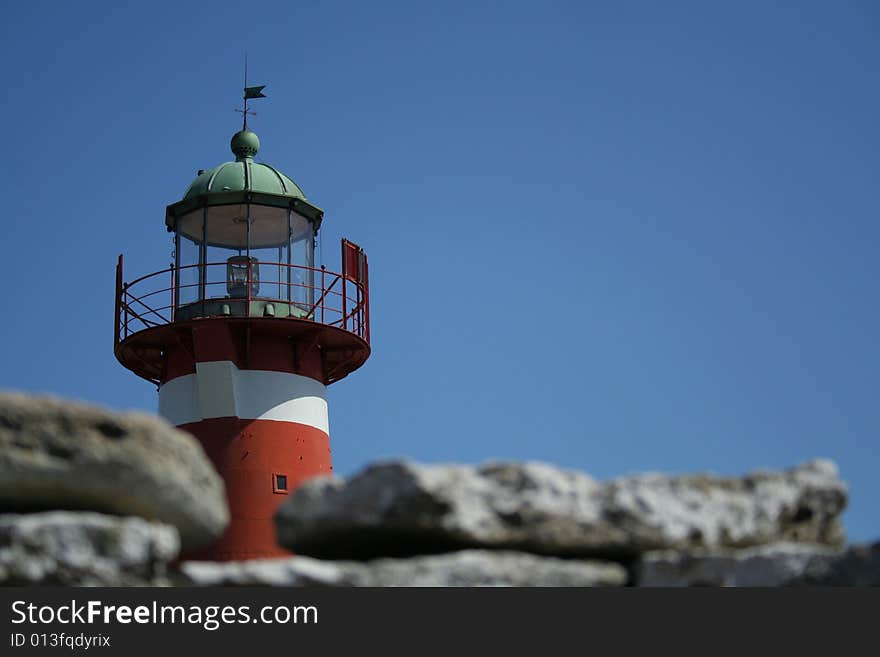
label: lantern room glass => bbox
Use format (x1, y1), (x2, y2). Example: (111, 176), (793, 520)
(175, 209), (203, 306)
(174, 204), (315, 315)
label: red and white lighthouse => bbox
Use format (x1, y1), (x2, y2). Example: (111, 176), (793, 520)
(113, 99), (370, 560)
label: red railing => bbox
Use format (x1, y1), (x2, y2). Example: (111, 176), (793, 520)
(114, 256), (370, 346)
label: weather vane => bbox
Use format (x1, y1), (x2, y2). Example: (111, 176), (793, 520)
(235, 53), (267, 130)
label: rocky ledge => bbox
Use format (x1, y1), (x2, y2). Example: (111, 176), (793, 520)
(0, 392), (228, 551)
(180, 550), (627, 587)
(0, 392), (875, 586)
(0, 512), (178, 586)
(274, 459), (847, 560)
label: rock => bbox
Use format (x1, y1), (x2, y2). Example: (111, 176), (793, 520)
(180, 550), (627, 587)
(0, 393), (228, 551)
(0, 512), (179, 586)
(788, 541), (880, 586)
(361, 550), (627, 586)
(180, 556), (361, 587)
(636, 542), (841, 587)
(276, 459), (846, 560)
(602, 459), (846, 552)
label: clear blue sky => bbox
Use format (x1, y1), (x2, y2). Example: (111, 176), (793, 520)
(1, 1), (876, 541)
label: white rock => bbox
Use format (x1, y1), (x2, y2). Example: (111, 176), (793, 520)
(0, 392), (228, 550)
(0, 512), (179, 586)
(180, 550), (627, 587)
(637, 542), (841, 587)
(276, 459), (846, 559)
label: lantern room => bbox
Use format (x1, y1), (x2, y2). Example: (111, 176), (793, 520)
(116, 119), (370, 388)
(165, 128), (325, 321)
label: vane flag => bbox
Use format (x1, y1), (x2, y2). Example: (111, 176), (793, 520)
(235, 53), (267, 130)
(236, 83), (266, 130)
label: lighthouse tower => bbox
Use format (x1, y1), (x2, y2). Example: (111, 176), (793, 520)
(113, 93), (370, 560)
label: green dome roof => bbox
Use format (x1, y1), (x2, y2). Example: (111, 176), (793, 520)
(166, 128), (324, 233)
(182, 129), (307, 201)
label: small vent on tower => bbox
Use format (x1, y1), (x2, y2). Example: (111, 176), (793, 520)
(273, 473), (288, 494)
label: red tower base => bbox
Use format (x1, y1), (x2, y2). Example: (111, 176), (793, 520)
(181, 417), (331, 560)
(158, 352), (332, 561)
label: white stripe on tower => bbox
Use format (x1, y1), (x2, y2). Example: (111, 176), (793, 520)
(158, 361), (329, 433)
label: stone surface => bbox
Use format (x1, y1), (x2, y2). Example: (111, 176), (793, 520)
(788, 541), (880, 586)
(276, 459), (846, 560)
(362, 550), (627, 587)
(0, 393), (228, 551)
(636, 542), (841, 587)
(180, 550), (627, 587)
(180, 555), (360, 587)
(0, 512), (179, 586)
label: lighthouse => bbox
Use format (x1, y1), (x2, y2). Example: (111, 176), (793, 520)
(113, 88), (371, 560)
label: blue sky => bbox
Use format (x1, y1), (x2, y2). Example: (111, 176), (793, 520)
(0, 1), (876, 541)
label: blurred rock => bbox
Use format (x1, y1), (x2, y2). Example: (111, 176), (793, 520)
(0, 392), (228, 551)
(180, 554), (359, 586)
(787, 541), (880, 586)
(275, 459), (846, 560)
(180, 550), (627, 587)
(0, 512), (178, 586)
(636, 542), (840, 587)
(361, 550), (627, 586)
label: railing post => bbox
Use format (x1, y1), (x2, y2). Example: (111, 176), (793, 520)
(246, 257), (252, 317)
(170, 264), (176, 323)
(321, 266), (326, 324)
(122, 283), (129, 339)
(364, 284), (370, 343)
(356, 283), (362, 335)
(114, 255), (123, 346)
(341, 271), (347, 331)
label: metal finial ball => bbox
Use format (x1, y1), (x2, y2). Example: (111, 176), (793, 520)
(231, 130), (260, 160)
